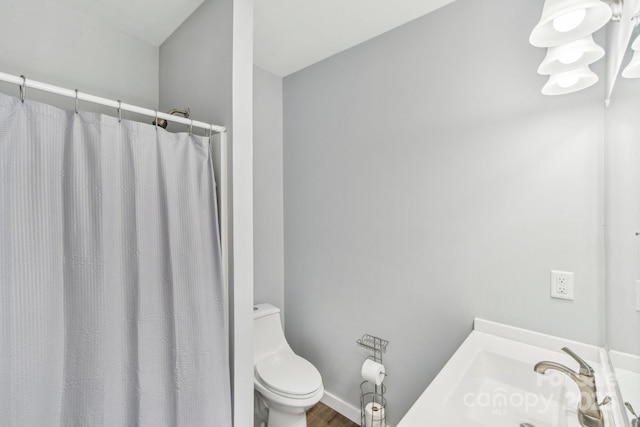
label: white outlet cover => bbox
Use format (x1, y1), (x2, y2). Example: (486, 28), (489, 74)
(551, 270), (574, 301)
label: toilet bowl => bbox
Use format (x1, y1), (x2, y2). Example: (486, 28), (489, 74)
(253, 303), (324, 427)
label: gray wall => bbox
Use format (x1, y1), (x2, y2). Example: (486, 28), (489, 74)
(253, 66), (285, 313)
(605, 73), (640, 356)
(160, 1), (232, 128)
(282, 0), (605, 423)
(0, 0), (158, 110)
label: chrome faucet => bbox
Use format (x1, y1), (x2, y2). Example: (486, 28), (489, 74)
(534, 347), (608, 427)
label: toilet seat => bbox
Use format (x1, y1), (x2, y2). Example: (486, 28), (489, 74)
(255, 352), (322, 399)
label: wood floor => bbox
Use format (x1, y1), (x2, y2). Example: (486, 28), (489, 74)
(307, 402), (360, 427)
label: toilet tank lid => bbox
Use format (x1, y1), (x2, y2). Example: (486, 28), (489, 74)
(253, 303), (280, 320)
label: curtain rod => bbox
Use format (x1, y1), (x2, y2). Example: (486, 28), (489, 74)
(0, 71), (226, 134)
(0, 71), (230, 313)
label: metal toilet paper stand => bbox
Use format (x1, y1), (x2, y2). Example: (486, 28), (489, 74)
(357, 334), (388, 427)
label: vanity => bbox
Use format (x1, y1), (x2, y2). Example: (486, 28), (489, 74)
(397, 319), (640, 427)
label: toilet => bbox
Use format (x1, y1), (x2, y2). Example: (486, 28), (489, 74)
(253, 303), (324, 427)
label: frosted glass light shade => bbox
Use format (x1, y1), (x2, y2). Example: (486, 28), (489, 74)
(542, 66), (599, 95)
(621, 35), (640, 78)
(530, 0), (612, 48)
(622, 50), (640, 78)
(537, 36), (604, 74)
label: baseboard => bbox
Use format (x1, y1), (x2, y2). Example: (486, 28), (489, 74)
(321, 390), (361, 424)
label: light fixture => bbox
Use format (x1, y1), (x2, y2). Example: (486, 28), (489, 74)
(553, 8), (587, 32)
(622, 51), (640, 78)
(622, 34), (640, 78)
(538, 36), (605, 74)
(530, 0), (612, 48)
(542, 66), (599, 95)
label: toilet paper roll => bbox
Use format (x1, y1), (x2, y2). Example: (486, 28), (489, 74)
(364, 402), (385, 427)
(361, 359), (385, 385)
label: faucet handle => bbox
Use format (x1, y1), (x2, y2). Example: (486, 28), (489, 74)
(598, 396), (611, 407)
(626, 402), (640, 427)
(561, 347), (595, 376)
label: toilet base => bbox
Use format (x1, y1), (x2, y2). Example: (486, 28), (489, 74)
(268, 407), (307, 427)
(255, 391), (269, 427)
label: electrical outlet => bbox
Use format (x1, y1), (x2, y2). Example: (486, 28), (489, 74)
(551, 270), (574, 300)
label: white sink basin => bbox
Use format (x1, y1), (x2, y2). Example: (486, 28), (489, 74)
(445, 350), (571, 427)
(398, 319), (613, 427)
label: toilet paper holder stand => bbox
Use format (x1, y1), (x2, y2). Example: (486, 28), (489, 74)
(356, 334), (388, 364)
(357, 334), (388, 427)
(361, 382), (387, 427)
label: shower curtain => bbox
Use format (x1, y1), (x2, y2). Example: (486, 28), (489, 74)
(0, 92), (231, 427)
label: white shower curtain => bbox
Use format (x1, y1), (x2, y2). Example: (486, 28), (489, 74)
(0, 92), (231, 427)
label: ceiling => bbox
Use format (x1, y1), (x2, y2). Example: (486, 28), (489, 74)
(55, 0), (205, 46)
(53, 0), (456, 77)
(254, 0), (457, 77)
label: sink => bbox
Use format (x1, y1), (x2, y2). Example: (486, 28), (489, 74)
(445, 350), (571, 427)
(398, 319), (614, 427)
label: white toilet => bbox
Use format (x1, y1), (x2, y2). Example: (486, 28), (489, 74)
(253, 303), (324, 427)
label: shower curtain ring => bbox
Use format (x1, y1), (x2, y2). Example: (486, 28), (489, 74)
(74, 89), (79, 114)
(189, 119), (193, 135)
(117, 100), (122, 123)
(19, 75), (26, 103)
(154, 110), (158, 129)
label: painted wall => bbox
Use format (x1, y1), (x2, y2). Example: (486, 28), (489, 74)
(0, 0), (158, 109)
(282, 0), (605, 423)
(160, 0), (255, 424)
(253, 66), (285, 313)
(605, 74), (640, 356)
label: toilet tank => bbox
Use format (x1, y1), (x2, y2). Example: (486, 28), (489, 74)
(253, 303), (292, 363)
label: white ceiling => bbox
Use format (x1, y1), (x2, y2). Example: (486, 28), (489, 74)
(254, 0), (457, 77)
(53, 0), (456, 76)
(55, 0), (205, 46)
